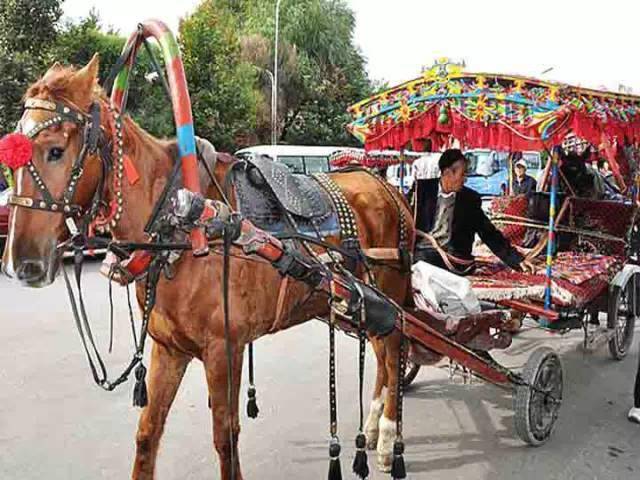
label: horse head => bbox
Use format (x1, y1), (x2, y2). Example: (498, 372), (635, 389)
(1, 55), (106, 287)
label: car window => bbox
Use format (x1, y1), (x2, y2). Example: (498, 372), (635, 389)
(279, 156), (305, 174)
(304, 156), (329, 174)
(522, 153), (541, 170)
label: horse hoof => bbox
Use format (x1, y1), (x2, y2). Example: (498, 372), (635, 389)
(377, 454), (392, 473)
(365, 433), (378, 450)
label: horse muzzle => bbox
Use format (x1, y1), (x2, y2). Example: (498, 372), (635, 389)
(10, 255), (58, 288)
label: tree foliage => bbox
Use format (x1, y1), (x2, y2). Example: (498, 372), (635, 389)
(179, 1), (258, 151)
(53, 12), (175, 137)
(0, 0), (372, 150)
(0, 0), (61, 55)
(0, 0), (63, 132)
(230, 0), (372, 146)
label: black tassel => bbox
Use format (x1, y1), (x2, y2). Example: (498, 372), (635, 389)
(390, 440), (406, 479)
(132, 363), (148, 408)
(328, 439), (343, 480)
(246, 386), (259, 419)
(352, 433), (369, 479)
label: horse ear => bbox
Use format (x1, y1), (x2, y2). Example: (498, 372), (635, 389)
(70, 54), (100, 95)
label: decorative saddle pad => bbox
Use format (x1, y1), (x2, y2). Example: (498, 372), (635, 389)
(232, 156), (339, 237)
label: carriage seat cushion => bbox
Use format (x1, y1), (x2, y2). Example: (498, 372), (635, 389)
(468, 252), (621, 307)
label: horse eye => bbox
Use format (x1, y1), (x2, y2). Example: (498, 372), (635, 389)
(48, 147), (65, 162)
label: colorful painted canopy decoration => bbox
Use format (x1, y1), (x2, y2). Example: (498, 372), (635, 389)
(347, 58), (640, 153)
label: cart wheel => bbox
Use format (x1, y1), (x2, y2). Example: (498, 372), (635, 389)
(403, 360), (421, 388)
(514, 347), (563, 446)
(607, 275), (637, 361)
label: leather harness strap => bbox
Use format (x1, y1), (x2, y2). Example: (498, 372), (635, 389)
(417, 230), (476, 274)
(313, 172), (362, 272)
(11, 99), (107, 236)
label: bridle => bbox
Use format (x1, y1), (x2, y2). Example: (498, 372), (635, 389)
(10, 97), (112, 237)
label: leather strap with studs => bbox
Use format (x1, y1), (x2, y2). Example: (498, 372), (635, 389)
(313, 172), (361, 270)
(11, 99), (100, 226)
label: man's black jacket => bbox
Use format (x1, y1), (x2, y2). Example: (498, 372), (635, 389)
(512, 175), (537, 196)
(414, 178), (523, 268)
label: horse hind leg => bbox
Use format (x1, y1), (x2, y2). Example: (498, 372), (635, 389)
(377, 331), (403, 473)
(132, 341), (191, 480)
(364, 335), (387, 450)
(204, 340), (245, 480)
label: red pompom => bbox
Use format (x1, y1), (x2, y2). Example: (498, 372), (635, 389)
(0, 133), (33, 170)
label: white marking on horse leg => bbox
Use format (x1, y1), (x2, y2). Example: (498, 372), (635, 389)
(364, 392), (385, 449)
(377, 414), (396, 473)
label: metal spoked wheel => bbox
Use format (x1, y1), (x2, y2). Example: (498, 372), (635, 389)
(607, 274), (637, 360)
(403, 360), (421, 388)
(514, 347), (563, 446)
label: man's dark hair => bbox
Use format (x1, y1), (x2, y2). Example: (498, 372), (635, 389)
(438, 148), (466, 171)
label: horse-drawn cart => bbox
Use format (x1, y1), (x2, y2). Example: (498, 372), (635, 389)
(4, 24), (640, 477)
(343, 58), (640, 445)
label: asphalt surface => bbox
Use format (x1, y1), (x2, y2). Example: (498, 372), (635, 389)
(1, 261), (640, 479)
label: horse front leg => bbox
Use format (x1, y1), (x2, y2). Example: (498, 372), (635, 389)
(204, 340), (244, 480)
(132, 340), (191, 480)
(365, 335), (387, 449)
(377, 331), (402, 473)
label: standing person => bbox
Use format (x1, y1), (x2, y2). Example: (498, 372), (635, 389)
(512, 158), (537, 196)
(413, 149), (535, 274)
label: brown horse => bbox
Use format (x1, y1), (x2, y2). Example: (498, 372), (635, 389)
(1, 56), (415, 479)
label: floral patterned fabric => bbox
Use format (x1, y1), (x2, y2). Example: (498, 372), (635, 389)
(490, 195), (529, 246)
(469, 252), (621, 308)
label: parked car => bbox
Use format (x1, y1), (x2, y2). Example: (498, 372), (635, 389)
(234, 145), (348, 175)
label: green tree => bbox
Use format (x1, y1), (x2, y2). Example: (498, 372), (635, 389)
(53, 12), (175, 137)
(179, 1), (258, 152)
(0, 0), (61, 55)
(234, 0), (372, 146)
(0, 0), (63, 133)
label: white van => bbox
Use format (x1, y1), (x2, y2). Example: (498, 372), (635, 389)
(234, 145), (348, 175)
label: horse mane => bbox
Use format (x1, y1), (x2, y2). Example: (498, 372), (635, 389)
(25, 64), (103, 110)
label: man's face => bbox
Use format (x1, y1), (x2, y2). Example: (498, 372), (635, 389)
(515, 165), (526, 178)
(441, 159), (467, 193)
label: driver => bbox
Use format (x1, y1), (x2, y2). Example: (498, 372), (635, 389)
(414, 148), (534, 274)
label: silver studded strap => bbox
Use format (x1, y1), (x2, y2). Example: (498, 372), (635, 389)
(313, 172), (361, 270)
(10, 99), (102, 231)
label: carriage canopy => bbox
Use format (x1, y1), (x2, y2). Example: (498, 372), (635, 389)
(347, 58), (640, 158)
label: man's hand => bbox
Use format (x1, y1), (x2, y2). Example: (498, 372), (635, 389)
(519, 259), (536, 274)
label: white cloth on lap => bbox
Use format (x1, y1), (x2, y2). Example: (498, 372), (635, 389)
(412, 261), (481, 316)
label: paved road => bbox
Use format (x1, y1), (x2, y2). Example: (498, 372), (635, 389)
(1, 262), (639, 479)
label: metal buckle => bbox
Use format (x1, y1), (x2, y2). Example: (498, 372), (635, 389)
(65, 217), (79, 236)
(9, 195), (33, 208)
(24, 98), (57, 112)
